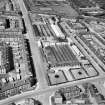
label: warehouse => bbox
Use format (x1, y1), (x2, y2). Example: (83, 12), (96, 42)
(43, 42), (80, 68)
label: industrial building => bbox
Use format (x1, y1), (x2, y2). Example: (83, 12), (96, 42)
(75, 32), (105, 70)
(43, 42), (80, 67)
(31, 14), (66, 40)
(41, 40), (99, 85)
(59, 20), (88, 35)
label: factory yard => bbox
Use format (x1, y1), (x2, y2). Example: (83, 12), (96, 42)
(28, 13), (105, 86)
(0, 0), (37, 101)
(43, 43), (79, 67)
(41, 42), (99, 86)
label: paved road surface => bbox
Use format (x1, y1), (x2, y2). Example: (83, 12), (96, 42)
(19, 0), (48, 89)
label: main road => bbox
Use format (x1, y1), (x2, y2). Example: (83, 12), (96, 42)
(18, 0), (48, 90)
(1, 74), (105, 105)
